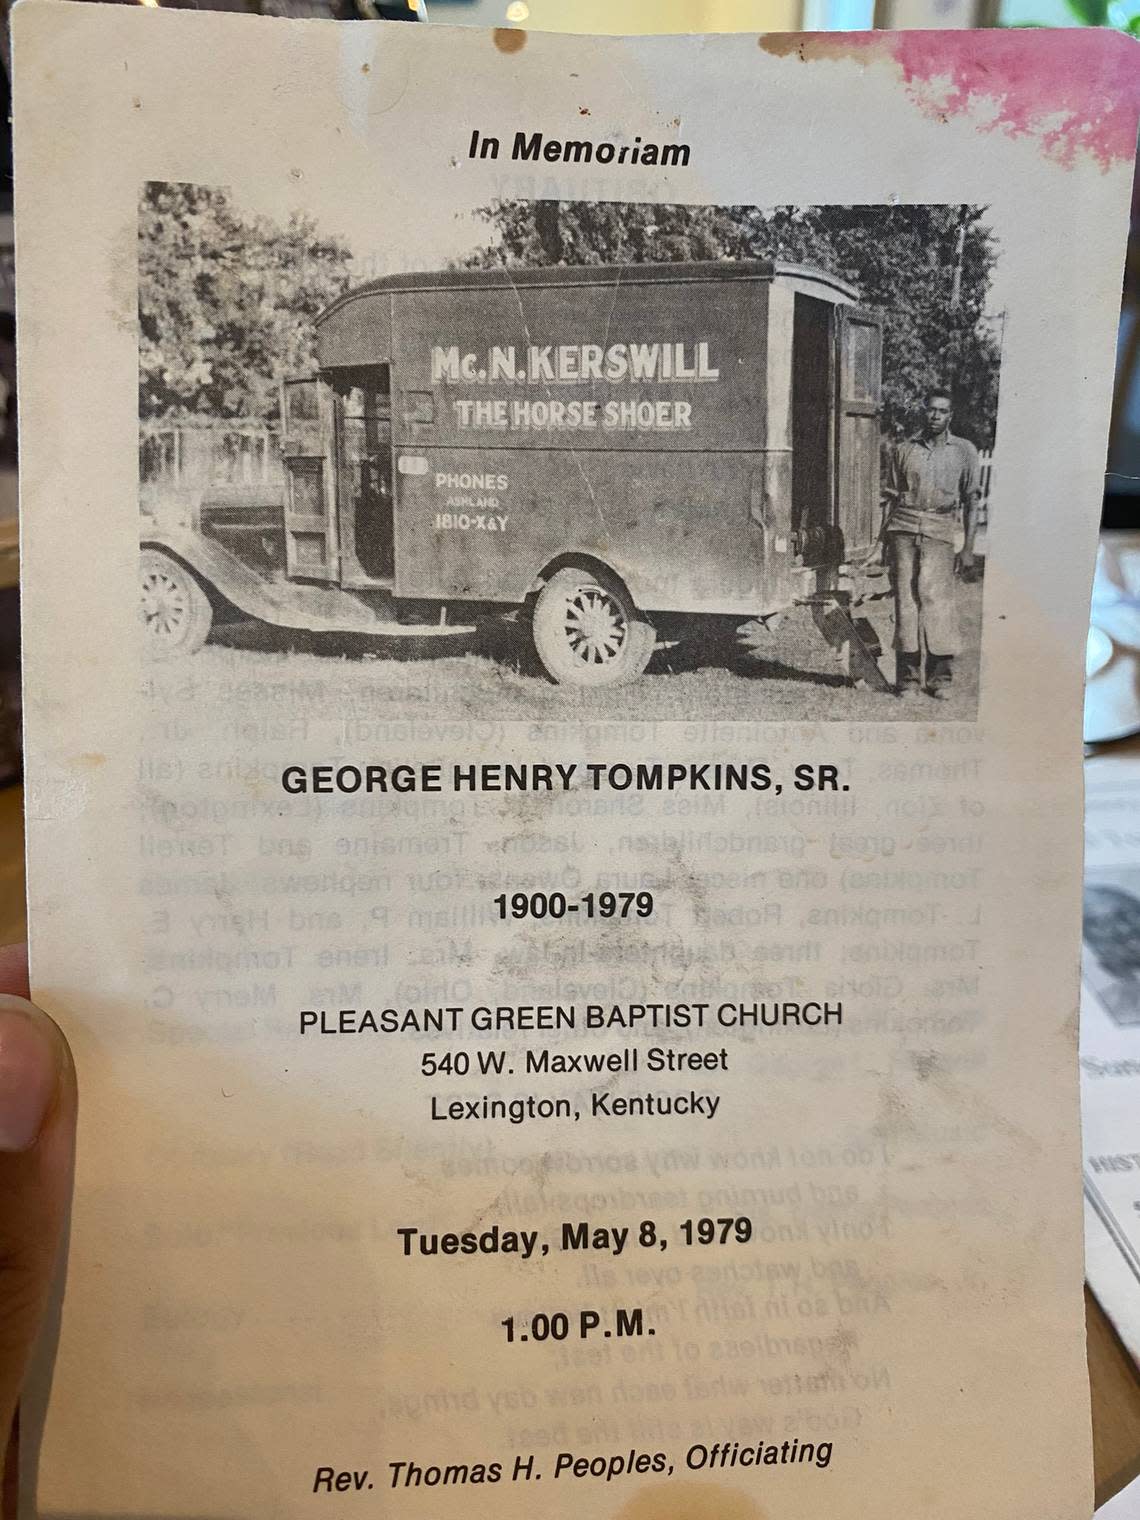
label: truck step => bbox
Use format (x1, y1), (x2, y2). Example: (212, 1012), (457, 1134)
(809, 600), (893, 693)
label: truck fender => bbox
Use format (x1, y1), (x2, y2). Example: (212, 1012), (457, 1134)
(527, 552), (641, 609)
(138, 527), (381, 634)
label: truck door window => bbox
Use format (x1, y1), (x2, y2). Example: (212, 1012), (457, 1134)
(840, 320), (878, 406)
(282, 378), (323, 456)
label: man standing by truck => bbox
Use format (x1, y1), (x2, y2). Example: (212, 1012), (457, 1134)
(882, 386), (982, 701)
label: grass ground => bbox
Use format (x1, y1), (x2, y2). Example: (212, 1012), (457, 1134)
(198, 571), (984, 725)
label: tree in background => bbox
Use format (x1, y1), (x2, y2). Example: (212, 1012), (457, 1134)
(139, 182), (352, 421)
(463, 201), (1002, 448)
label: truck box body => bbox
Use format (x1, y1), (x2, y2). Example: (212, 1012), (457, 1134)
(310, 261), (882, 618)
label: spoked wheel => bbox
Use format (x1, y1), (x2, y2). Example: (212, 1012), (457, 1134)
(140, 548), (213, 658)
(531, 567), (656, 687)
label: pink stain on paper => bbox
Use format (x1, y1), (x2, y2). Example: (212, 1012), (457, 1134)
(765, 30), (1140, 170)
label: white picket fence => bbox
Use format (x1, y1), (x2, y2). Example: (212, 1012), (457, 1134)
(977, 448), (995, 528)
(140, 419), (282, 503)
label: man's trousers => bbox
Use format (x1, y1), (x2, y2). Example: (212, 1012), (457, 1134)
(888, 531), (960, 656)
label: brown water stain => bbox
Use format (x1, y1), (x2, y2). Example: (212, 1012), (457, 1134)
(615, 1480), (766, 1520)
(494, 27), (526, 53)
(759, 32), (881, 64)
(872, 1083), (916, 1142)
(912, 1050), (938, 1081)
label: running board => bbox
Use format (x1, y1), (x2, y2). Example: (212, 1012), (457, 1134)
(363, 617), (478, 638)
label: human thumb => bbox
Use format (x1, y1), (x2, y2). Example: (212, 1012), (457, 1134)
(0, 995), (76, 1456)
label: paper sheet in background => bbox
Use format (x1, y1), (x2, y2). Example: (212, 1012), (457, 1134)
(13, 9), (1140, 1519)
(1084, 743), (1140, 1370)
(1100, 1476), (1140, 1520)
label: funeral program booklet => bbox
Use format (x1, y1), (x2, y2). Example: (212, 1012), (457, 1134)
(12, 6), (1139, 1516)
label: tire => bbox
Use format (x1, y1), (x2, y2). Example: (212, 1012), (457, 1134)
(531, 567), (656, 688)
(140, 549), (213, 658)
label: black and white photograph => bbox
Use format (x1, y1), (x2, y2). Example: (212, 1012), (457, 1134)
(1084, 871), (1140, 1028)
(139, 186), (1003, 720)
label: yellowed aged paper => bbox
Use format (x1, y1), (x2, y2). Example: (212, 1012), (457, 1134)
(13, 7), (1138, 1517)
(496, 2), (805, 35)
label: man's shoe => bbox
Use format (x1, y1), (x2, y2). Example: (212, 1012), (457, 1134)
(896, 651), (921, 699)
(926, 654), (953, 700)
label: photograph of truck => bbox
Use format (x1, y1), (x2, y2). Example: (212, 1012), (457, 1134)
(139, 190), (1000, 720)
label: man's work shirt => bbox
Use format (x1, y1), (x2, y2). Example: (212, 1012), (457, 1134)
(884, 430), (981, 544)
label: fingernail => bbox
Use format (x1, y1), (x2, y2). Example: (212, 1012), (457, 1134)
(0, 996), (64, 1152)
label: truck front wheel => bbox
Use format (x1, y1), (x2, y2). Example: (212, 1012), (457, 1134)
(531, 567), (656, 687)
(140, 549), (213, 658)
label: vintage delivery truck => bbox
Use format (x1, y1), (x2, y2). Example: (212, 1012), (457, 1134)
(140, 259), (887, 688)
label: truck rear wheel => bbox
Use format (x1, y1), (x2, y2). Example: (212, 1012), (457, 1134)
(532, 568), (656, 687)
(140, 549), (213, 658)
